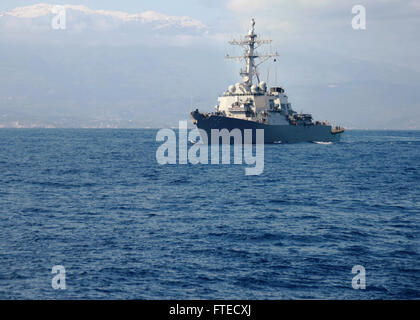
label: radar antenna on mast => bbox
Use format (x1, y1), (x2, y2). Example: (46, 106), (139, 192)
(225, 19), (279, 86)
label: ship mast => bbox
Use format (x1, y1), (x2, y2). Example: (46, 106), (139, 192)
(226, 19), (278, 87)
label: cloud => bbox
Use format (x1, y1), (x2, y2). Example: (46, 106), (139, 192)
(410, 0), (420, 9)
(0, 3), (206, 29)
(0, 3), (210, 47)
(226, 0), (330, 13)
(138, 10), (206, 29)
(226, 0), (271, 13)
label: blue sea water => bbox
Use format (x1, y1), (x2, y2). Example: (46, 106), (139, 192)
(0, 129), (419, 299)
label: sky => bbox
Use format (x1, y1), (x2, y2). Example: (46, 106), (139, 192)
(0, 0), (419, 129)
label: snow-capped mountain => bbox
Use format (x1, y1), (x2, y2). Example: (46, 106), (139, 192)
(0, 3), (206, 30)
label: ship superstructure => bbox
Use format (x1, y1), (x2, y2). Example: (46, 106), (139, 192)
(191, 19), (344, 143)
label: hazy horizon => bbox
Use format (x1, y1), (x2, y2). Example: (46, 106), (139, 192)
(1, 1), (419, 129)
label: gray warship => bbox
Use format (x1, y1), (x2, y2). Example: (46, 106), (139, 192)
(191, 19), (344, 143)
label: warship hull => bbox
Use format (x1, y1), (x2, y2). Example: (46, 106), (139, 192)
(191, 112), (342, 144)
